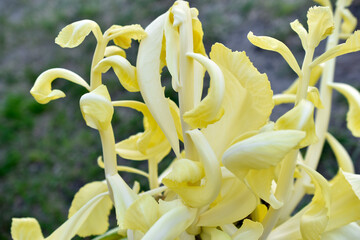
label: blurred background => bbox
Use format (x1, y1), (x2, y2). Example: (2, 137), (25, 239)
(1, 0), (360, 239)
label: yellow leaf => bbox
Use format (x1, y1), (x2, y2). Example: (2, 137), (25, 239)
(246, 167), (283, 209)
(123, 194), (159, 233)
(311, 30), (360, 66)
(250, 204), (268, 223)
(322, 222), (360, 240)
(79, 85), (113, 131)
(222, 130), (305, 179)
(307, 6), (334, 48)
(298, 163), (330, 240)
(275, 100), (317, 148)
(313, 0), (332, 9)
(106, 174), (137, 229)
(93, 56), (139, 92)
(30, 68), (90, 104)
(137, 12), (180, 158)
(307, 86), (324, 109)
(203, 43), (273, 159)
(68, 181), (112, 237)
(341, 9), (357, 35)
(290, 19), (308, 50)
(142, 204), (197, 240)
(47, 192), (109, 240)
(163, 129), (221, 208)
(104, 45), (126, 58)
(232, 219), (263, 240)
(327, 170), (360, 231)
(183, 53), (225, 128)
(201, 227), (232, 240)
(113, 100), (171, 161)
(329, 82), (360, 137)
(197, 177), (257, 226)
(326, 132), (354, 173)
(164, 158), (204, 184)
(247, 32), (302, 77)
(55, 20), (102, 48)
(11, 218), (44, 240)
(105, 24), (146, 49)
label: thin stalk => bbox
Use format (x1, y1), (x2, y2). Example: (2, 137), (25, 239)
(99, 125), (118, 177)
(260, 44), (315, 240)
(280, 0), (344, 219)
(148, 158), (159, 190)
(90, 39), (108, 90)
(177, 1), (196, 160)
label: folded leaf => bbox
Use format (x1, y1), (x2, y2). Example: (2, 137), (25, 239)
(248, 31), (302, 77)
(275, 100), (317, 148)
(328, 82), (360, 137)
(298, 163), (331, 240)
(203, 43), (273, 159)
(326, 132), (354, 173)
(341, 9), (357, 35)
(183, 53), (225, 128)
(197, 177), (257, 226)
(311, 30), (360, 66)
(306, 6), (334, 48)
(104, 45), (126, 58)
(55, 20), (102, 48)
(113, 100), (171, 161)
(163, 129), (221, 208)
(232, 219), (263, 240)
(94, 56), (139, 92)
(79, 85), (113, 131)
(68, 181), (112, 237)
(11, 218), (44, 240)
(105, 24), (146, 49)
(137, 12), (180, 158)
(201, 227), (232, 240)
(222, 130), (305, 179)
(31, 68), (90, 104)
(123, 194), (159, 233)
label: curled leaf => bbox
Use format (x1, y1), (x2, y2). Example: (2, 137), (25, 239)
(94, 55), (139, 92)
(55, 20), (102, 48)
(328, 82), (360, 137)
(104, 45), (126, 58)
(326, 132), (354, 173)
(31, 68), (90, 104)
(79, 85), (113, 131)
(248, 31), (302, 77)
(183, 53), (225, 128)
(311, 31), (360, 66)
(105, 24), (146, 49)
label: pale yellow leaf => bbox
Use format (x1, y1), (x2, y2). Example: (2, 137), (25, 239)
(203, 43), (273, 160)
(232, 219), (263, 240)
(290, 19), (308, 50)
(137, 12), (180, 158)
(30, 68), (90, 104)
(105, 24), (146, 49)
(104, 45), (126, 58)
(341, 9), (357, 35)
(68, 181), (112, 237)
(248, 31), (302, 77)
(94, 56), (139, 92)
(307, 6), (334, 48)
(329, 82), (360, 137)
(11, 218), (44, 240)
(55, 20), (102, 48)
(183, 53), (225, 128)
(326, 132), (354, 173)
(200, 227), (232, 240)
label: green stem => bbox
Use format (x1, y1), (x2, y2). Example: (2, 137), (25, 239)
(280, 0), (344, 220)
